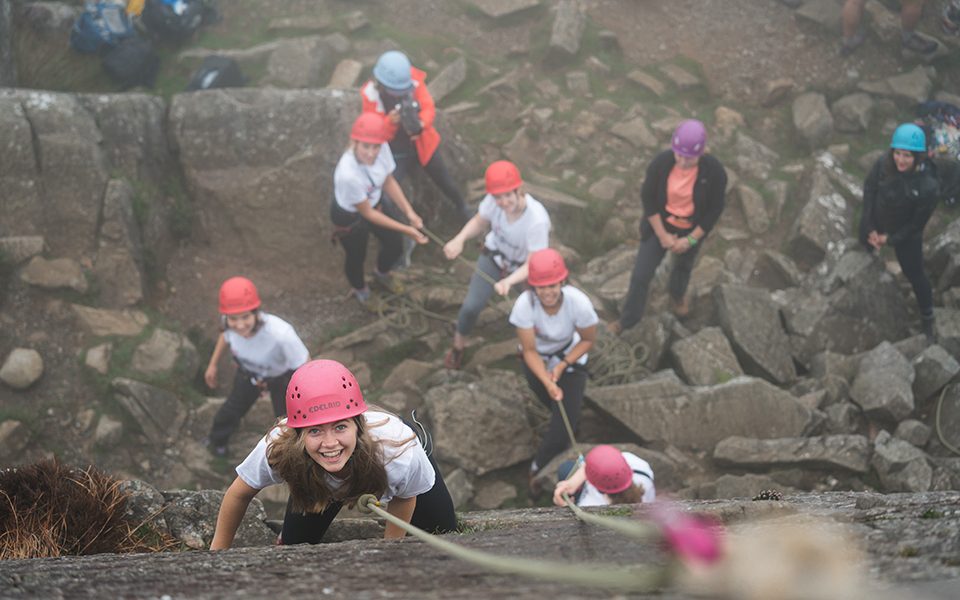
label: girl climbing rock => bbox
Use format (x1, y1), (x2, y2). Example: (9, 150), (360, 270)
(552, 445), (656, 507)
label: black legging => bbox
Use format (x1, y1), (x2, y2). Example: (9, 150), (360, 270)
(893, 235), (934, 317)
(279, 448), (457, 544)
(330, 199), (404, 290)
(522, 361), (587, 471)
(208, 369), (292, 447)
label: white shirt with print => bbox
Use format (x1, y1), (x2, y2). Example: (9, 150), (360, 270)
(333, 144), (396, 213)
(235, 411), (435, 504)
(577, 452), (656, 507)
(509, 285), (598, 371)
(477, 193), (551, 271)
(224, 312), (310, 379)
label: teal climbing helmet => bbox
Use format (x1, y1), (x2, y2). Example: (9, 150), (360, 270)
(890, 123), (926, 152)
(372, 50), (413, 93)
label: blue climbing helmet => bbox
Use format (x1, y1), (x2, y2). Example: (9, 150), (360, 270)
(890, 123), (926, 152)
(373, 50), (413, 93)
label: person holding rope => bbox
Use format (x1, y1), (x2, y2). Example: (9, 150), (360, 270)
(510, 248), (598, 491)
(442, 160), (551, 369)
(210, 359), (457, 548)
(204, 276), (310, 458)
(608, 119), (727, 335)
(361, 50), (470, 222)
(331, 113), (428, 304)
(553, 445), (656, 507)
(859, 123), (939, 343)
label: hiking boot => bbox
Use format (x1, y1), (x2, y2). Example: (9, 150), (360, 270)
(671, 296), (690, 318)
(444, 347), (464, 370)
(922, 314), (937, 345)
(352, 286), (371, 304)
(839, 30), (865, 56)
(373, 270), (404, 294)
(204, 438), (228, 458)
(397, 237), (416, 269)
(902, 31), (938, 55)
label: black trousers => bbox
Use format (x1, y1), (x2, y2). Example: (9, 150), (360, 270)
(279, 449), (457, 544)
(330, 200), (404, 290)
(618, 232), (702, 330)
(893, 235), (934, 317)
(208, 369), (292, 447)
(522, 361), (587, 470)
(391, 144), (467, 214)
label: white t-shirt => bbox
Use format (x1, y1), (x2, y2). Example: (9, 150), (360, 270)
(333, 144), (397, 213)
(235, 411), (435, 504)
(224, 313), (310, 379)
(477, 193), (551, 271)
(509, 286), (599, 371)
(577, 452), (656, 507)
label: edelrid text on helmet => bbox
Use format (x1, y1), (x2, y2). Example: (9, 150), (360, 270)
(671, 119), (707, 158)
(286, 360), (368, 429)
(219, 277), (261, 315)
(585, 445), (632, 495)
(373, 50), (413, 93)
(528, 248), (569, 287)
(891, 123), (926, 153)
(485, 160), (523, 195)
(351, 113), (387, 145)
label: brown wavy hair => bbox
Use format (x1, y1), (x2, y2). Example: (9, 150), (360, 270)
(607, 483), (646, 505)
(265, 411), (415, 513)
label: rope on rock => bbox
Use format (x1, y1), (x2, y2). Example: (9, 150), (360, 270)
(936, 384), (960, 456)
(559, 493), (660, 542)
(356, 494), (667, 592)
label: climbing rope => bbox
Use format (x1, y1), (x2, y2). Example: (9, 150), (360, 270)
(936, 384), (960, 456)
(588, 332), (651, 386)
(559, 492), (661, 542)
(356, 494), (668, 592)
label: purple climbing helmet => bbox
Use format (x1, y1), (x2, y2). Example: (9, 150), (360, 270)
(671, 119), (707, 158)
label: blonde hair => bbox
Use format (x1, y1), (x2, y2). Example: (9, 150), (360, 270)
(266, 408), (417, 513)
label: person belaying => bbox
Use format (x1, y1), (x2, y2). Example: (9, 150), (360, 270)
(859, 123), (940, 343)
(204, 276), (310, 458)
(210, 359), (457, 548)
(510, 248), (598, 493)
(608, 119), (727, 335)
(441, 160), (552, 369)
(331, 112), (427, 305)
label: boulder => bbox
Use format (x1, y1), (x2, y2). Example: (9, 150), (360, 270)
(0, 236), (45, 264)
(443, 468), (474, 510)
(787, 168), (851, 268)
(831, 93), (874, 133)
(468, 0), (541, 19)
(327, 58), (363, 88)
(131, 328), (199, 377)
(792, 92), (834, 149)
(20, 256), (88, 293)
(85, 343), (112, 375)
(697, 473), (799, 500)
(657, 64), (700, 90)
(161, 489), (274, 549)
(547, 0), (586, 63)
(263, 36), (329, 88)
(610, 115), (658, 148)
(381, 359), (436, 393)
(111, 378), (187, 445)
(749, 250), (802, 291)
(589, 373), (814, 452)
(0, 348), (44, 390)
(732, 132), (780, 180)
(92, 179), (145, 308)
(424, 370), (538, 475)
(714, 284), (796, 384)
(894, 419), (932, 448)
(71, 305), (149, 337)
(858, 66), (932, 106)
(0, 97), (40, 234)
(912, 344), (960, 403)
(932, 308), (960, 359)
(94, 415), (124, 448)
(871, 430), (932, 492)
(473, 480), (518, 510)
(824, 401), (863, 434)
(737, 184), (770, 234)
(850, 342), (915, 423)
(668, 326), (743, 386)
(0, 420), (31, 461)
(713, 434), (871, 473)
(428, 55), (467, 104)
(626, 70), (665, 97)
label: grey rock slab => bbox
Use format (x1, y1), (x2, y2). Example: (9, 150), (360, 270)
(469, 0), (541, 19)
(737, 184), (770, 234)
(547, 0), (586, 62)
(872, 430), (932, 492)
(714, 434), (871, 473)
(657, 63), (700, 89)
(714, 284), (796, 384)
(0, 236), (45, 264)
(850, 341), (915, 423)
(71, 304), (149, 337)
(787, 168), (850, 267)
(895, 419), (932, 448)
(428, 55), (467, 104)
(327, 58), (363, 88)
(610, 115), (658, 148)
(831, 93), (875, 133)
(669, 327), (743, 386)
(792, 92), (834, 150)
(20, 256), (88, 293)
(131, 328), (198, 377)
(111, 378), (186, 445)
(626, 70), (665, 97)
(912, 344), (960, 403)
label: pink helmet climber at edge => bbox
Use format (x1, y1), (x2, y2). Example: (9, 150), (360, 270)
(584, 445), (633, 495)
(286, 360), (368, 429)
(671, 119), (707, 158)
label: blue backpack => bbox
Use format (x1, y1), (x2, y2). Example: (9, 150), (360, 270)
(70, 2), (135, 54)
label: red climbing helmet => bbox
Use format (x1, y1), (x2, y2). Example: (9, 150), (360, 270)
(350, 112), (387, 144)
(219, 276), (261, 315)
(286, 360), (368, 429)
(485, 160), (523, 195)
(585, 445), (632, 494)
(671, 119), (707, 158)
(527, 248), (569, 287)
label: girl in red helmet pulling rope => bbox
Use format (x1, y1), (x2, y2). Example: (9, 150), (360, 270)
(552, 445), (656, 507)
(332, 113), (428, 304)
(204, 277), (310, 458)
(510, 248), (598, 488)
(441, 160), (552, 369)
(210, 359), (457, 548)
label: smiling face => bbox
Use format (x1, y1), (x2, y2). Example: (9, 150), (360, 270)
(893, 149), (916, 173)
(224, 311), (257, 338)
(303, 418), (359, 475)
(534, 282), (563, 310)
(354, 141), (381, 166)
(493, 189), (524, 217)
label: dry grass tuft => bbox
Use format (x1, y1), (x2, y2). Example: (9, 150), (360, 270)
(0, 458), (177, 559)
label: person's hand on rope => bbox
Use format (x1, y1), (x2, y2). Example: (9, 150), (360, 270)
(443, 237), (464, 260)
(406, 209), (424, 230)
(553, 479), (580, 507)
(546, 379), (563, 402)
(550, 361), (567, 383)
(671, 236), (692, 254)
(406, 226), (428, 245)
(494, 278), (512, 296)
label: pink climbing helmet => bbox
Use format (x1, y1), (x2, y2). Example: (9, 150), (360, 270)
(671, 119), (707, 158)
(584, 445), (633, 494)
(285, 360), (368, 429)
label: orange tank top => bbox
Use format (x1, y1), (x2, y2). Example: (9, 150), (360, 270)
(665, 164), (697, 229)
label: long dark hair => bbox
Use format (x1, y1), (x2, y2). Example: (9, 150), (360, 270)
(607, 483), (646, 505)
(265, 411), (415, 513)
